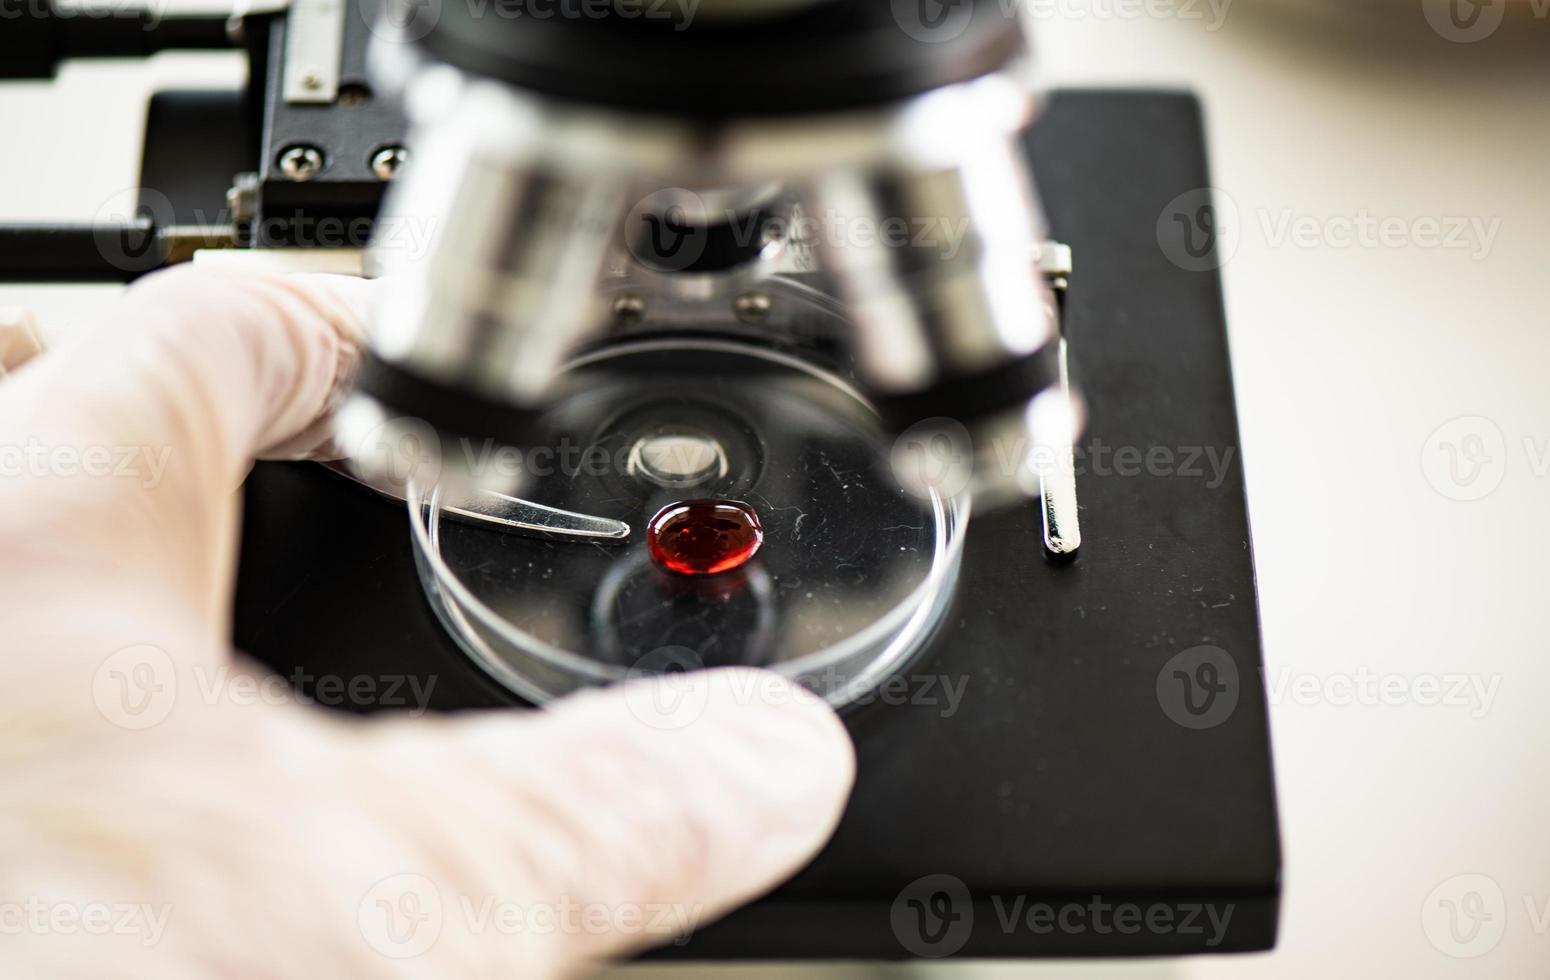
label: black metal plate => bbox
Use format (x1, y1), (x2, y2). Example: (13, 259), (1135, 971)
(255, 12), (407, 243)
(231, 90), (1281, 959)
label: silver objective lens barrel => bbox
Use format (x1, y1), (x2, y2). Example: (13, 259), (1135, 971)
(343, 5), (1074, 508)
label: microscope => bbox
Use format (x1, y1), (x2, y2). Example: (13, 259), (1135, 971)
(1, 0), (1280, 959)
(344, 0), (1078, 543)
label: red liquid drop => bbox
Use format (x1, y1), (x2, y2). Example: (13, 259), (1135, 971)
(647, 499), (764, 576)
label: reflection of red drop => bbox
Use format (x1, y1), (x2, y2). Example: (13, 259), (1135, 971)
(647, 500), (763, 576)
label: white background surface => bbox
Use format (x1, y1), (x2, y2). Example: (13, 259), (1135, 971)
(2, 1), (1548, 976)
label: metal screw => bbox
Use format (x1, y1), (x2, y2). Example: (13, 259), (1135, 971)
(612, 294), (646, 326)
(277, 145), (325, 182)
(300, 69), (322, 91)
(370, 146), (409, 182)
(733, 292), (771, 324)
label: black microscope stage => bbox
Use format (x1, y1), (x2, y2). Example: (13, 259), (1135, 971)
(224, 91), (1281, 959)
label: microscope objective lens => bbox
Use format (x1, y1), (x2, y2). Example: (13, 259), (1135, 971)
(646, 500), (763, 576)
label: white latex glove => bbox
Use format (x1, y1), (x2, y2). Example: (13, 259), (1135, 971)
(0, 267), (855, 978)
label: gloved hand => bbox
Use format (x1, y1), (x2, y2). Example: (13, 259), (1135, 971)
(0, 267), (855, 978)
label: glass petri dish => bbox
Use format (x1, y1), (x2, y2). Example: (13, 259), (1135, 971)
(407, 337), (968, 708)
